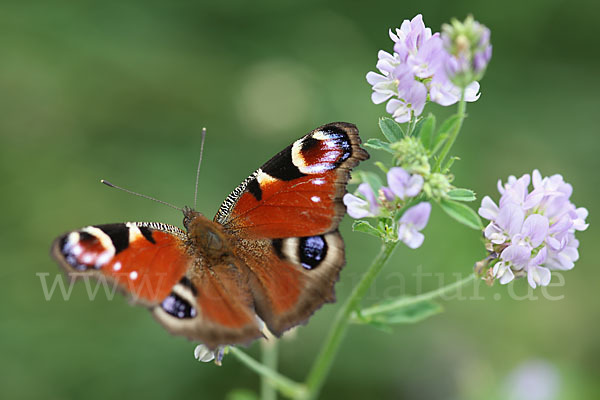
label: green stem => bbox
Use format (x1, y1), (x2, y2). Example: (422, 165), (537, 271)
(434, 91), (467, 171)
(260, 340), (279, 400)
(353, 273), (476, 320)
(304, 240), (399, 399)
(229, 347), (307, 400)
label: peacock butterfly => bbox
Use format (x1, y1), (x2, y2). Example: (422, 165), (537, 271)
(51, 122), (369, 349)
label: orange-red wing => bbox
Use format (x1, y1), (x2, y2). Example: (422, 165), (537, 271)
(52, 222), (191, 305)
(214, 122), (368, 239)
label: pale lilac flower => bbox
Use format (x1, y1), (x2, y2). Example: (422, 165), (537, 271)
(387, 167), (424, 200)
(343, 183), (380, 219)
(398, 202), (431, 248)
(367, 14), (484, 122)
(390, 14), (433, 61)
(479, 170), (588, 288)
(380, 186), (396, 202)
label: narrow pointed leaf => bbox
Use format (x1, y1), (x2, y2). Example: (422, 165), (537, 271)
(352, 220), (382, 238)
(355, 298), (443, 325)
(448, 188), (477, 202)
(365, 138), (394, 154)
(356, 171), (384, 192)
(379, 117), (405, 141)
(418, 114), (436, 149)
(439, 198), (483, 230)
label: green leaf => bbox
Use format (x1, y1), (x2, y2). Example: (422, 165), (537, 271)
(378, 117), (404, 141)
(226, 389), (259, 400)
(352, 220), (382, 238)
(356, 171), (384, 192)
(361, 319), (394, 333)
(411, 117), (424, 137)
(438, 198), (483, 230)
(432, 114), (461, 155)
(418, 114), (436, 149)
(358, 298), (443, 325)
(448, 188), (477, 202)
(431, 133), (448, 155)
(374, 161), (388, 174)
(365, 138), (394, 154)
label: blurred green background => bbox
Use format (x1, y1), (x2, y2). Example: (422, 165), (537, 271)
(1, 0), (598, 399)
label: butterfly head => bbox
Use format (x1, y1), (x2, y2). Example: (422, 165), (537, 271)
(182, 206), (201, 230)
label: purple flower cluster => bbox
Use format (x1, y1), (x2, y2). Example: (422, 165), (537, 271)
(479, 170), (588, 288)
(366, 14), (483, 123)
(441, 16), (492, 87)
(343, 167), (431, 249)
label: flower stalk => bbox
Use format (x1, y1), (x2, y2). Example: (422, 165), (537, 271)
(434, 91), (466, 171)
(352, 273), (476, 321)
(229, 347), (308, 400)
(261, 339), (280, 400)
(304, 240), (399, 399)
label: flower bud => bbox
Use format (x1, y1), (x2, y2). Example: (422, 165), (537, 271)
(441, 15), (492, 88)
(390, 137), (430, 175)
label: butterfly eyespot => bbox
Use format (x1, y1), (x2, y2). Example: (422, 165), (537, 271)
(299, 235), (328, 270)
(161, 292), (197, 319)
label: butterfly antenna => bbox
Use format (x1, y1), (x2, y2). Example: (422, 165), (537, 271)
(193, 127), (207, 209)
(100, 180), (182, 212)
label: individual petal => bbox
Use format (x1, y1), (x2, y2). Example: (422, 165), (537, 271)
(527, 266), (551, 289)
(463, 81), (481, 102)
(343, 193), (371, 219)
(194, 345), (216, 362)
(545, 235), (563, 252)
(366, 71), (387, 85)
(548, 214), (572, 235)
(372, 91), (393, 104)
(358, 182), (379, 215)
(400, 202), (431, 230)
(478, 195), (499, 220)
(521, 214), (549, 248)
(405, 174), (424, 197)
(375, 51), (398, 73)
(529, 246), (547, 267)
(380, 186), (396, 202)
(398, 224), (425, 249)
(386, 99), (411, 123)
(523, 188), (545, 210)
(498, 265), (515, 285)
(572, 207), (589, 231)
(501, 244), (531, 268)
(387, 167), (410, 199)
(407, 35), (444, 79)
(407, 81), (428, 117)
(484, 222), (507, 244)
(532, 169), (543, 189)
(496, 203), (525, 237)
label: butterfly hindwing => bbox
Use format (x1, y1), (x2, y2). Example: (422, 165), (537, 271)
(153, 261), (263, 349)
(53, 221), (264, 347)
(234, 231), (345, 336)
